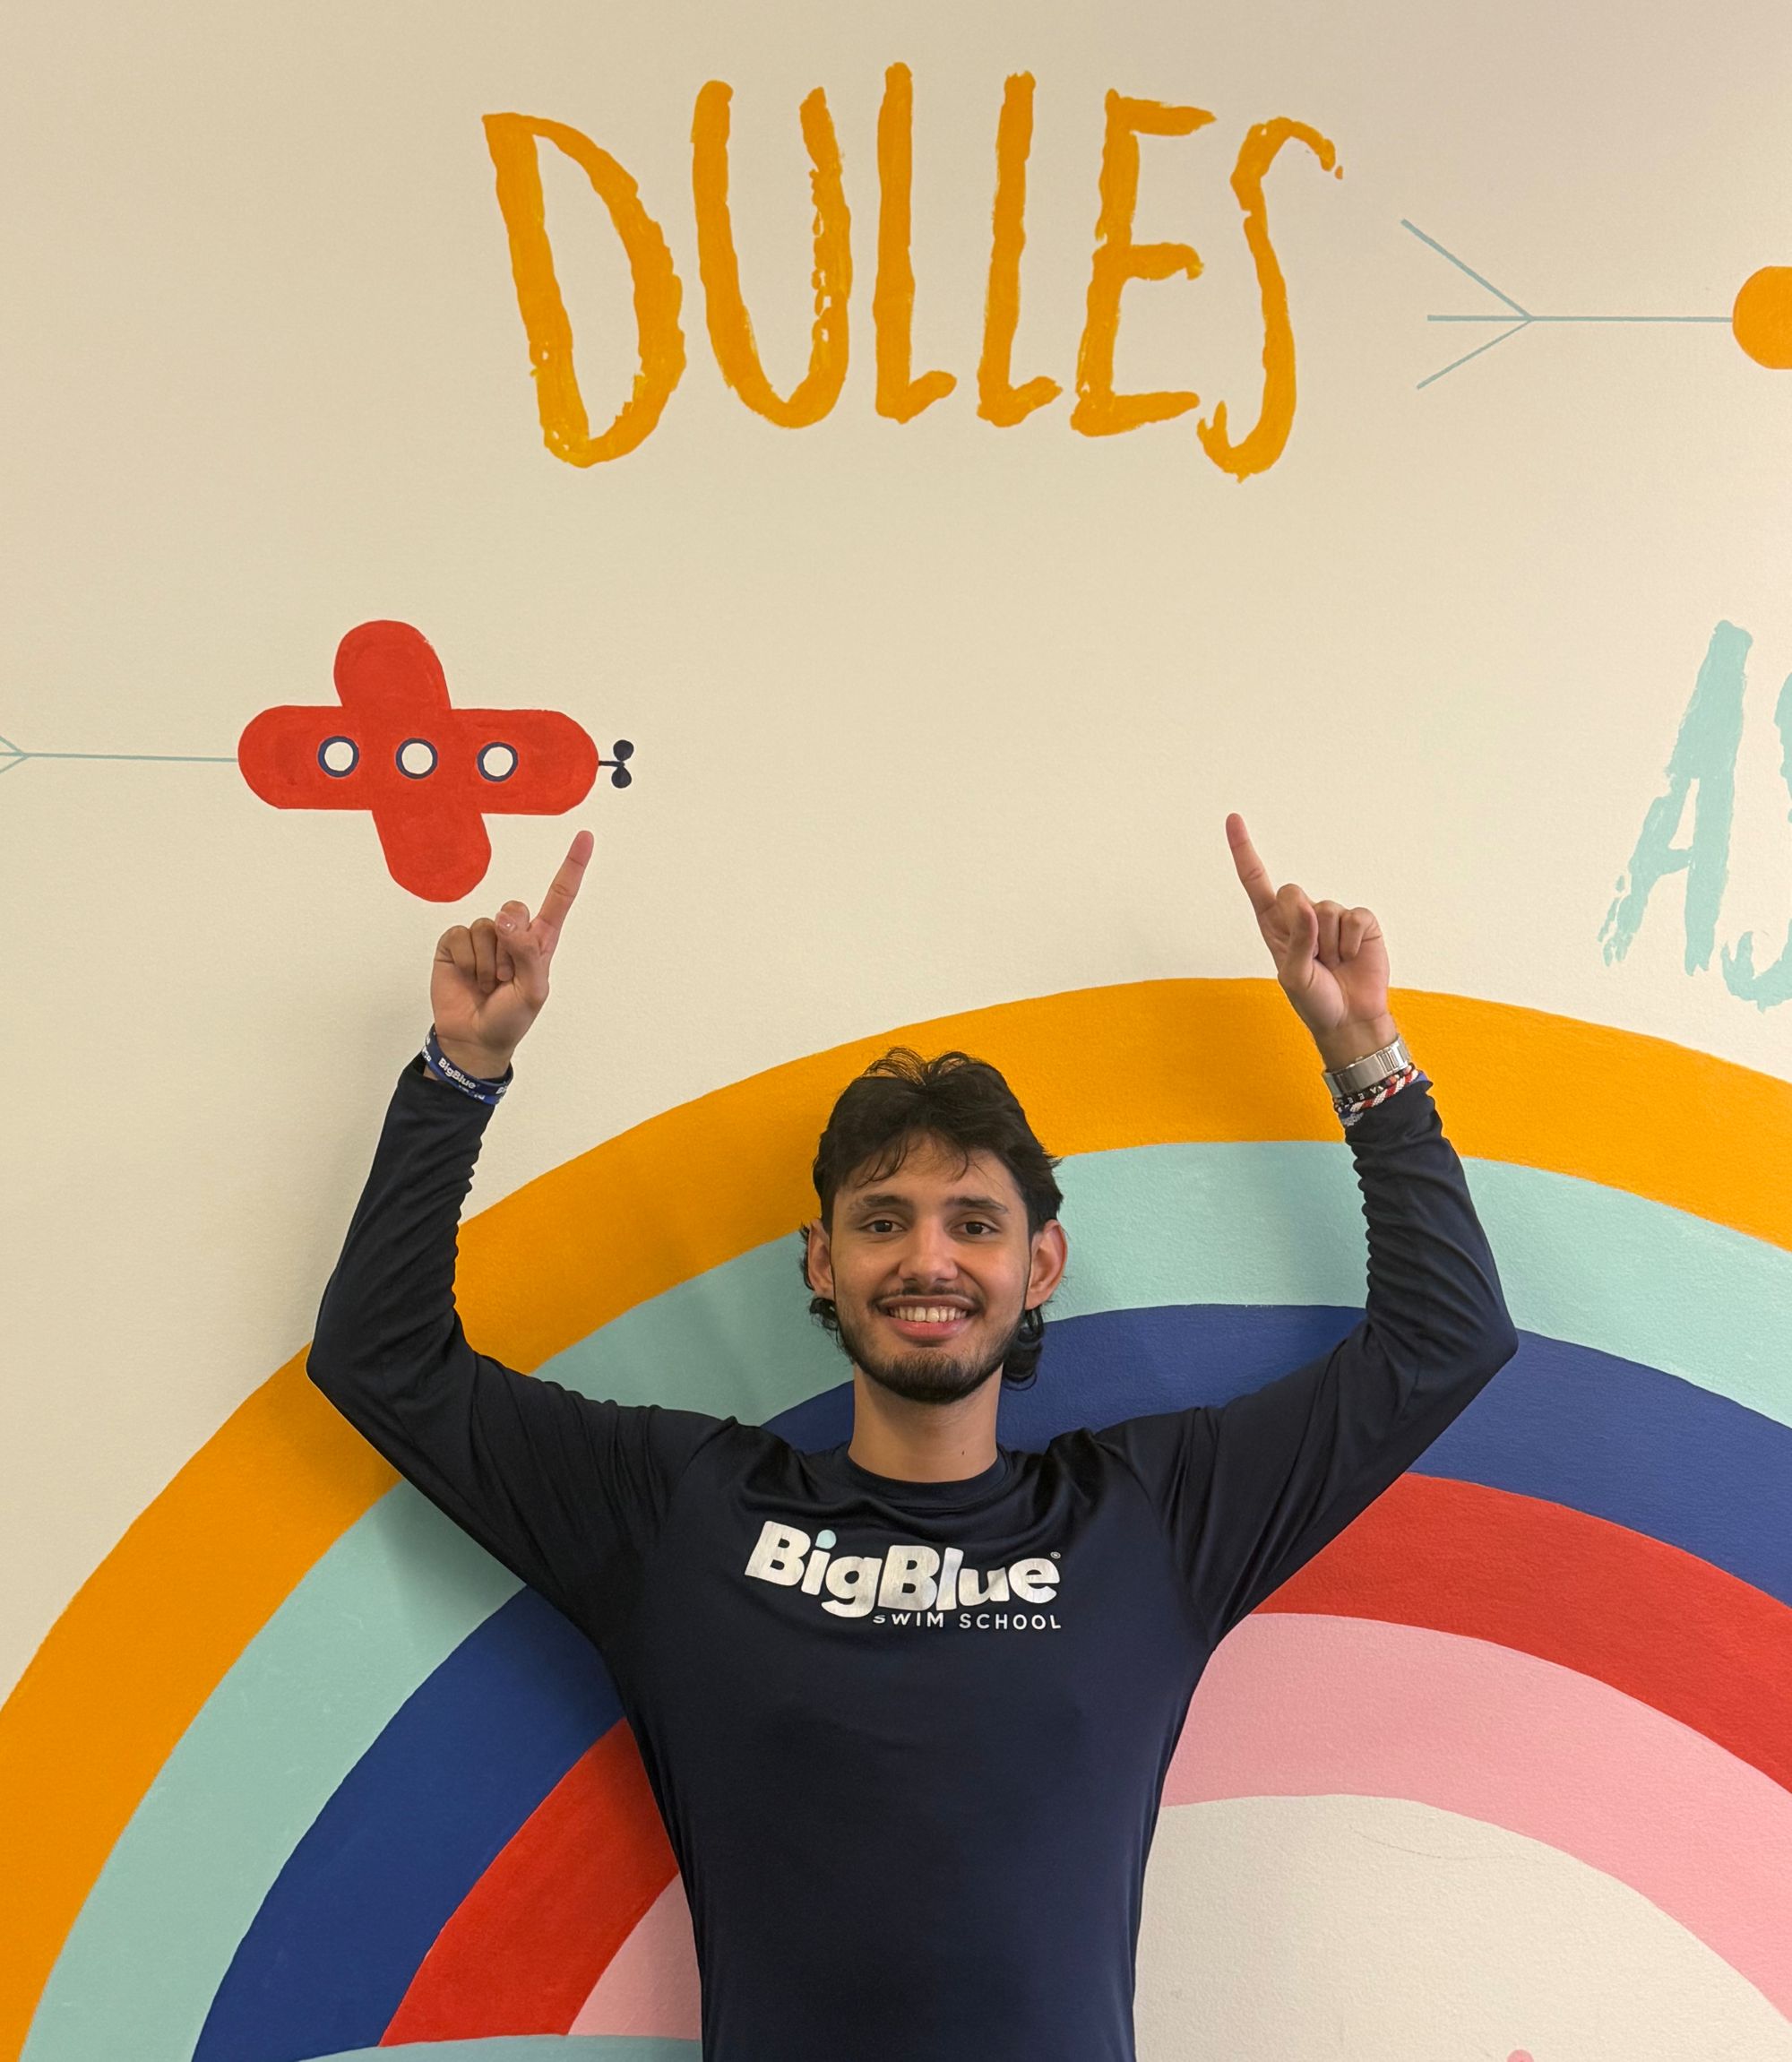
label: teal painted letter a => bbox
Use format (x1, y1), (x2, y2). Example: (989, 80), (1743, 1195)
(1600, 619), (1792, 1008)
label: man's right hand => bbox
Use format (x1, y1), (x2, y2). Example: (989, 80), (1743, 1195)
(429, 830), (593, 1078)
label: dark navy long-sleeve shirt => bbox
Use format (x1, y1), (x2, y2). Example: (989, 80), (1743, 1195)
(306, 1054), (1518, 2062)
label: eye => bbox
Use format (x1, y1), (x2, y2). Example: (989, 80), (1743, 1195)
(863, 1217), (898, 1234)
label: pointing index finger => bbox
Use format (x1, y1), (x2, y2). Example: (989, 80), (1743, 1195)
(535, 829), (594, 942)
(1226, 812), (1277, 916)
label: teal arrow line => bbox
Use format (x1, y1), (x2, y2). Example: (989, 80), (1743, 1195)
(1402, 219), (1727, 388)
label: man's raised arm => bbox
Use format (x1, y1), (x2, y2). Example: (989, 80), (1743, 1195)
(1096, 815), (1519, 1645)
(306, 832), (720, 1637)
(1182, 1054), (1517, 1644)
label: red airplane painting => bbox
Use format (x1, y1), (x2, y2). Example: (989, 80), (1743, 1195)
(238, 620), (630, 901)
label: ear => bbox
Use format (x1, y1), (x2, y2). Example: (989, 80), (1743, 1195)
(804, 1218), (835, 1298)
(1025, 1221), (1068, 1310)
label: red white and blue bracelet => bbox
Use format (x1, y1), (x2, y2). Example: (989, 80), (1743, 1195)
(1332, 1060), (1422, 1127)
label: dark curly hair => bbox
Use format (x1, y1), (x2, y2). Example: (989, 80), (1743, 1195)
(797, 1048), (1064, 1387)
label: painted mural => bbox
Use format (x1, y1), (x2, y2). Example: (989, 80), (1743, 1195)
(3, 2), (1789, 2058)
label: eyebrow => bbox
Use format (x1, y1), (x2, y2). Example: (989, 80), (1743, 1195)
(848, 1191), (1012, 1215)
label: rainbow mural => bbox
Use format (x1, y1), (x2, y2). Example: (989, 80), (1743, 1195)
(3, 978), (1788, 2058)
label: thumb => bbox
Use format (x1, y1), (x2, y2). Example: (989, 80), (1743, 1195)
(495, 901), (547, 1002)
(1280, 892), (1318, 992)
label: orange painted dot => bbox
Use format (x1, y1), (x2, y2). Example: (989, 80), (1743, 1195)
(1732, 266), (1792, 368)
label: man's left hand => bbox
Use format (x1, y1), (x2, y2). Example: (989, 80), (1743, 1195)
(1226, 811), (1398, 1070)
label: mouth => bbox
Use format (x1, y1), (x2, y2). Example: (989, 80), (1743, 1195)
(877, 1299), (976, 1343)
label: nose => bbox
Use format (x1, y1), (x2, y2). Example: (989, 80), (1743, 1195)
(895, 1217), (960, 1287)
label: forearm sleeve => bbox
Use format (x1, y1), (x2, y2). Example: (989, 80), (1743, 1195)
(1098, 1074), (1520, 1646)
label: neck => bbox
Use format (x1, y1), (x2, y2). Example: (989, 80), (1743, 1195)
(846, 1369), (1003, 1482)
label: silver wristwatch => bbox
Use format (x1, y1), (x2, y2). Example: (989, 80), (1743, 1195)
(1321, 1032), (1412, 1101)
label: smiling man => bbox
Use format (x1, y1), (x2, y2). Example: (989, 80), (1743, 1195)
(797, 1047), (1069, 1482)
(306, 812), (1519, 2062)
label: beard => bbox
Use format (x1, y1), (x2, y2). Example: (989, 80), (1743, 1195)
(829, 1298), (1027, 1405)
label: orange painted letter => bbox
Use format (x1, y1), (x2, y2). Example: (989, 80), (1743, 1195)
(978, 73), (1061, 427)
(1071, 92), (1216, 437)
(484, 113), (685, 467)
(692, 81), (852, 427)
(875, 63), (955, 421)
(1199, 118), (1340, 479)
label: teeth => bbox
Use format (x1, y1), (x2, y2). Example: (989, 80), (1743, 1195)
(888, 1305), (964, 1324)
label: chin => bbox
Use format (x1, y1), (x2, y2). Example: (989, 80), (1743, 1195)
(858, 1351), (1003, 1406)
(834, 1309), (1021, 1403)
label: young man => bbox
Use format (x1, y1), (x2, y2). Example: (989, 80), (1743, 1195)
(306, 814), (1518, 2062)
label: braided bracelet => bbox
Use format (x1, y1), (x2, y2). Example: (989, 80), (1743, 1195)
(1333, 1061), (1422, 1127)
(422, 1025), (513, 1106)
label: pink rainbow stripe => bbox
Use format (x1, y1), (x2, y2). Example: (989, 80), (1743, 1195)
(572, 1873), (702, 2039)
(1172, 1612), (1792, 2016)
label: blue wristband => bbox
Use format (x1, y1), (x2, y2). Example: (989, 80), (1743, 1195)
(422, 1026), (513, 1105)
